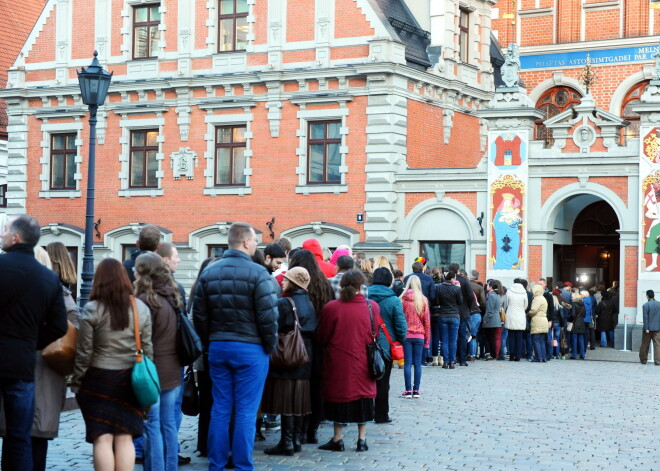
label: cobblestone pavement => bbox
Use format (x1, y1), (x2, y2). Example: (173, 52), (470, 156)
(46, 350), (659, 470)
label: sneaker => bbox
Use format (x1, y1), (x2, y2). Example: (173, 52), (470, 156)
(401, 390), (413, 398)
(412, 390), (420, 398)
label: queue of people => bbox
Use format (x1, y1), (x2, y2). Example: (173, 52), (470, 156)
(0, 214), (625, 471)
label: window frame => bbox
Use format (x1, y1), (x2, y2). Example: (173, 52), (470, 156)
(132, 3), (161, 60)
(0, 184), (6, 208)
(50, 133), (78, 191)
(129, 129), (160, 189)
(214, 125), (247, 186)
(207, 244), (229, 259)
(620, 80), (650, 141)
(419, 240), (466, 269)
(217, 0), (249, 53)
(534, 86), (583, 146)
(459, 8), (469, 63)
(306, 120), (342, 185)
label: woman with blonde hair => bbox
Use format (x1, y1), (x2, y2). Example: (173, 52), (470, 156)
(372, 255), (393, 273)
(134, 252), (183, 470)
(399, 276), (431, 398)
(358, 258), (374, 285)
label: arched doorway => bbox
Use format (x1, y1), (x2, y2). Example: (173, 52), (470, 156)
(553, 197), (620, 288)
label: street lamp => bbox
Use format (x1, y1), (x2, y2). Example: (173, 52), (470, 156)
(77, 51), (112, 307)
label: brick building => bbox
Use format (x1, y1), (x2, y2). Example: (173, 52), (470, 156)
(2, 0), (660, 345)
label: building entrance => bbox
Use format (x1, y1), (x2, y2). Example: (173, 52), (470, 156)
(553, 198), (620, 289)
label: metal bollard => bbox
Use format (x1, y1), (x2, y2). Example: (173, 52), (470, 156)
(619, 316), (631, 352)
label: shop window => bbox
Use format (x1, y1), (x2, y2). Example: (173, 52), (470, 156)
(419, 241), (466, 270)
(534, 87), (582, 147)
(218, 0), (248, 52)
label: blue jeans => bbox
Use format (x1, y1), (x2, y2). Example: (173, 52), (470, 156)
(523, 332), (533, 358)
(208, 341), (269, 471)
(430, 316), (441, 357)
(403, 338), (424, 391)
(532, 334), (547, 361)
(439, 318), (459, 364)
(547, 322), (561, 357)
(144, 384), (182, 471)
(458, 318), (469, 363)
(601, 330), (614, 347)
(500, 327), (509, 356)
(1, 378), (35, 470)
(468, 313), (482, 357)
(571, 333), (586, 359)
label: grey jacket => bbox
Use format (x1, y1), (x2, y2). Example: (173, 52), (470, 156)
(643, 299), (660, 331)
(71, 298), (153, 392)
(482, 291), (503, 329)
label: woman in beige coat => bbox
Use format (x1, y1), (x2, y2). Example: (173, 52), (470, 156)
(528, 284), (549, 362)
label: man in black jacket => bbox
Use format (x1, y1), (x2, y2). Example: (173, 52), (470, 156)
(0, 215), (67, 469)
(448, 263), (476, 366)
(193, 222), (278, 470)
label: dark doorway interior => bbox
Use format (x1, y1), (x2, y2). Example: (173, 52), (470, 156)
(554, 200), (620, 288)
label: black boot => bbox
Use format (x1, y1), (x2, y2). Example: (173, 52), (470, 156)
(306, 419), (319, 444)
(264, 415), (294, 456)
(299, 415), (309, 444)
(293, 416), (303, 452)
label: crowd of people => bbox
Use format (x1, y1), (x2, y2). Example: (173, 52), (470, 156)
(0, 214), (625, 471)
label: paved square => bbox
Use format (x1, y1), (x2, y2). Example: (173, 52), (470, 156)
(46, 354), (660, 470)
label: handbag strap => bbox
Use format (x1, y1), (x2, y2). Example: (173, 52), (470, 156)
(380, 322), (395, 346)
(285, 297), (300, 328)
(131, 296), (143, 362)
(366, 299), (377, 341)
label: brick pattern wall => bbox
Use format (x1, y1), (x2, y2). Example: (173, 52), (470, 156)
(252, 0), (268, 45)
(334, 0), (373, 39)
(520, 16), (553, 46)
(585, 10), (620, 41)
(286, 0), (315, 42)
(624, 0), (648, 38)
(540, 176), (628, 206)
(404, 192), (477, 217)
(556, 0), (580, 43)
(625, 246), (637, 308)
(26, 7), (56, 63)
(528, 245), (542, 282)
(475, 254), (486, 281)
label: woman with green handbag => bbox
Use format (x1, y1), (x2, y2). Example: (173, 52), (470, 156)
(72, 258), (153, 471)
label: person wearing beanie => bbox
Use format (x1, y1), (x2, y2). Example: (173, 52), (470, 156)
(263, 267), (318, 456)
(367, 268), (407, 423)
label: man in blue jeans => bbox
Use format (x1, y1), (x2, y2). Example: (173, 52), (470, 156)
(193, 222), (278, 471)
(0, 215), (67, 469)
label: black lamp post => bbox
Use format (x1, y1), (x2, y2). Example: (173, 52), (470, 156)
(77, 51), (112, 307)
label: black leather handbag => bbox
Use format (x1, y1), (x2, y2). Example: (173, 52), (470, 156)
(181, 365), (200, 416)
(177, 308), (203, 365)
(366, 300), (386, 380)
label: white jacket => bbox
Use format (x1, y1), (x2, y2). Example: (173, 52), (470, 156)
(504, 283), (528, 331)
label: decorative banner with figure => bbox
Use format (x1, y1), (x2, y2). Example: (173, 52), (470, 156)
(642, 170), (660, 272)
(642, 128), (660, 164)
(489, 176), (525, 271)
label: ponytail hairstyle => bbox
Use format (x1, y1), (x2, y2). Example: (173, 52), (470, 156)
(339, 270), (366, 303)
(400, 275), (426, 315)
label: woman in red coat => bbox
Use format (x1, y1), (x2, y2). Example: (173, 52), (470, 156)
(317, 270), (382, 452)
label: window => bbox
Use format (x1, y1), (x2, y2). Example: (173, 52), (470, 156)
(122, 244), (141, 262)
(0, 184), (6, 208)
(459, 9), (469, 63)
(534, 87), (582, 146)
(420, 241), (466, 269)
(215, 125), (247, 186)
(621, 80), (650, 140)
(208, 244), (228, 258)
(218, 0), (248, 52)
(50, 134), (77, 190)
(129, 130), (159, 188)
(307, 121), (341, 184)
(133, 4), (160, 59)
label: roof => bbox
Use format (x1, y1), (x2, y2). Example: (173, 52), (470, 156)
(368, 0), (431, 70)
(0, 0), (47, 136)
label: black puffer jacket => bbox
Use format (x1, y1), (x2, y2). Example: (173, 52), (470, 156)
(0, 244), (67, 381)
(268, 289), (317, 380)
(434, 281), (464, 319)
(193, 249), (278, 354)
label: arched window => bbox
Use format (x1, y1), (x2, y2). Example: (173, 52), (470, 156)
(621, 80), (650, 140)
(534, 86), (582, 146)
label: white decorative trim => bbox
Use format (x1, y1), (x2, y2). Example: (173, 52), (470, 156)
(608, 67), (655, 115)
(38, 121), (84, 199)
(202, 111), (254, 192)
(117, 117), (165, 197)
(295, 184), (348, 195)
(583, 1), (620, 11)
(103, 222), (170, 258)
(518, 7), (553, 18)
(188, 222), (234, 256)
(280, 222), (359, 248)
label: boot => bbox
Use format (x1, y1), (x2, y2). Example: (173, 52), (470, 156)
(299, 415), (309, 444)
(306, 419), (319, 444)
(264, 415), (294, 456)
(431, 356), (439, 366)
(293, 416), (303, 452)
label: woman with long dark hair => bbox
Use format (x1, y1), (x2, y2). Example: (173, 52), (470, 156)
(72, 258), (153, 471)
(482, 280), (504, 360)
(262, 267), (317, 456)
(134, 252), (183, 471)
(288, 249), (334, 444)
(317, 270), (382, 452)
